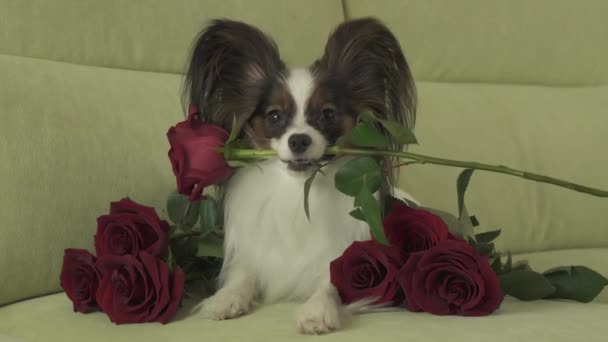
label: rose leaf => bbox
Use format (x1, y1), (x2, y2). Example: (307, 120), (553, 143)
(167, 192), (199, 227)
(334, 157), (382, 197)
(348, 122), (389, 148)
(543, 266), (608, 303)
(357, 186), (388, 245)
(499, 270), (556, 301)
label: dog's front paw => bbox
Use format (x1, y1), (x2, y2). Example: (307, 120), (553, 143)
(295, 298), (342, 334)
(195, 289), (254, 320)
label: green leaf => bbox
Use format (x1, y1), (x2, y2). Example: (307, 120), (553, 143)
(196, 234), (224, 258)
(166, 248), (175, 272)
(499, 270), (556, 301)
(349, 122), (389, 148)
(456, 169), (476, 240)
(378, 119), (418, 145)
(474, 242), (495, 256)
(226, 114), (239, 144)
(198, 196), (219, 236)
(304, 169), (322, 221)
(475, 230), (502, 244)
(359, 111), (418, 145)
(357, 186), (387, 245)
(166, 192), (199, 226)
(504, 252), (513, 273)
(458, 205), (476, 240)
(349, 208), (365, 221)
(457, 169), (475, 217)
(543, 266), (608, 303)
(490, 256), (503, 274)
(334, 157), (382, 197)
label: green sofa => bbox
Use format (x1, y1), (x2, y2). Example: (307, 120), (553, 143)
(1, 1), (607, 341)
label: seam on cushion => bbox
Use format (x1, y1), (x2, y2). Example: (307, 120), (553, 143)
(2, 53), (604, 89)
(340, 0), (350, 20)
(416, 78), (607, 90)
(0, 53), (184, 77)
(415, 77), (606, 88)
(508, 246), (608, 257)
(510, 246), (608, 257)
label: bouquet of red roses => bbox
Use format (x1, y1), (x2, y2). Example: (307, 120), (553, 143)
(60, 108), (608, 324)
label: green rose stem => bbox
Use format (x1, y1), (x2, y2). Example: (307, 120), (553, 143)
(224, 146), (608, 198)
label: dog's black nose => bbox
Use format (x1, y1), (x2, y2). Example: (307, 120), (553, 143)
(288, 134), (312, 153)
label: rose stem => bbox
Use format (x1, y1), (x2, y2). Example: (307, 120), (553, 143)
(225, 147), (608, 198)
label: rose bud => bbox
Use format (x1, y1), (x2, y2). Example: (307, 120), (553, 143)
(167, 109), (232, 201)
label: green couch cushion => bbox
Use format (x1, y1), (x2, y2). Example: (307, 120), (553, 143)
(1, 249), (606, 341)
(0, 54), (182, 306)
(0, 0), (343, 73)
(400, 81), (608, 254)
(344, 0), (608, 85)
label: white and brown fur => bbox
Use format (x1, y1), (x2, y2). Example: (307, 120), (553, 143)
(185, 18), (417, 334)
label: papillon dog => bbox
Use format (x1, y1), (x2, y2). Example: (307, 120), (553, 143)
(185, 18), (417, 334)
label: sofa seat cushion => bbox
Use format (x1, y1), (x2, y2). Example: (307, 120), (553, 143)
(1, 249), (606, 342)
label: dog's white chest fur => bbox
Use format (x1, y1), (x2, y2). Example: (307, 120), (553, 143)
(222, 158), (370, 302)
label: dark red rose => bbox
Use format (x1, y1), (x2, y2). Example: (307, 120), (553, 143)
(60, 249), (101, 313)
(167, 110), (232, 201)
(398, 239), (504, 316)
(95, 198), (170, 258)
(96, 252), (185, 324)
(383, 203), (450, 256)
(330, 240), (405, 305)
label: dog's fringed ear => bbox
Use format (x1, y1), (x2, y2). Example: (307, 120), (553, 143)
(183, 19), (286, 130)
(315, 18), (417, 138)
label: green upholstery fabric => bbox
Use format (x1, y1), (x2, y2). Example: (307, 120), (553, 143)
(0, 0), (343, 72)
(1, 0), (607, 340)
(1, 249), (606, 342)
(401, 81), (608, 253)
(344, 0), (608, 85)
(0, 54), (181, 305)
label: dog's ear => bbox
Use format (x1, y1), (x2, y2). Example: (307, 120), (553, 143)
(184, 19), (286, 130)
(314, 18), (417, 137)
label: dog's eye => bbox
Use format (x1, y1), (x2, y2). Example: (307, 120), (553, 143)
(320, 107), (336, 122)
(266, 109), (284, 125)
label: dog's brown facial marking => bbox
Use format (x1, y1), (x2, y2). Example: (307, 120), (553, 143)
(247, 81), (296, 148)
(305, 84), (357, 146)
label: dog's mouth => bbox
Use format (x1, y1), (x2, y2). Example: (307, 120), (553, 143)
(282, 155), (334, 172)
(283, 159), (314, 172)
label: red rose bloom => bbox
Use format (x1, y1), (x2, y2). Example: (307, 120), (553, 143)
(95, 198), (170, 258)
(167, 109), (232, 201)
(398, 239), (504, 316)
(60, 249), (101, 313)
(383, 203), (450, 256)
(96, 252), (185, 324)
(330, 240), (405, 305)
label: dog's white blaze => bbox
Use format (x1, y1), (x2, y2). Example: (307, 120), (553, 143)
(271, 69), (327, 161)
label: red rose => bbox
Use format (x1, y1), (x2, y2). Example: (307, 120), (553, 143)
(60, 249), (101, 313)
(96, 252), (185, 324)
(398, 240), (504, 316)
(330, 240), (405, 305)
(95, 198), (170, 258)
(167, 110), (232, 201)
(383, 203), (450, 255)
